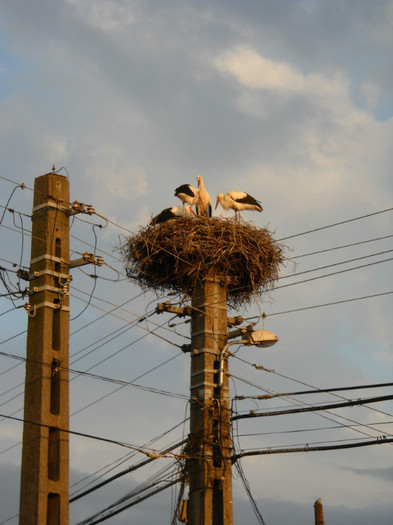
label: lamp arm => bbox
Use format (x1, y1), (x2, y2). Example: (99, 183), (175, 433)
(218, 340), (248, 387)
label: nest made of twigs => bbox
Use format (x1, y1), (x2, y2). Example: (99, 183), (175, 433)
(122, 217), (285, 307)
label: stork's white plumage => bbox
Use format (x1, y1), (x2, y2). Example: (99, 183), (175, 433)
(215, 191), (263, 221)
(150, 205), (196, 226)
(174, 184), (199, 208)
(196, 174), (212, 217)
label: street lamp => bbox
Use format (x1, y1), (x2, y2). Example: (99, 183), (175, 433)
(218, 329), (278, 387)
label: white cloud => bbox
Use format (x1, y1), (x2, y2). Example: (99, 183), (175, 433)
(215, 46), (306, 91)
(214, 45), (348, 98)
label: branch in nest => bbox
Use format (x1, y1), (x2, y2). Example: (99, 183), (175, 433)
(121, 217), (286, 308)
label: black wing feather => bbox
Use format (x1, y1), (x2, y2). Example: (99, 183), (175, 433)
(236, 193), (261, 207)
(175, 184), (195, 198)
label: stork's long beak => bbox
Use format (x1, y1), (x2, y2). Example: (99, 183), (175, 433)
(215, 197), (220, 210)
(189, 207), (197, 216)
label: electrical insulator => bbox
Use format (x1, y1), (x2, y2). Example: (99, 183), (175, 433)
(24, 302), (31, 312)
(86, 205), (95, 215)
(96, 256), (104, 267)
(17, 269), (30, 281)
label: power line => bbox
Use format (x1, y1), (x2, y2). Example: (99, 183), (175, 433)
(0, 350), (188, 401)
(70, 417), (189, 498)
(232, 394), (393, 421)
(233, 436), (393, 461)
(0, 295), (187, 422)
(0, 412), (184, 459)
(281, 248), (393, 280)
(264, 290), (393, 317)
(230, 371), (393, 441)
(0, 175), (32, 191)
(77, 478), (179, 525)
(293, 234), (393, 259)
(234, 381), (393, 400)
(70, 290), (186, 350)
(76, 459), (182, 524)
(69, 291), (145, 336)
(238, 420), (393, 439)
(235, 460), (267, 525)
(70, 437), (187, 503)
(276, 207), (393, 242)
(71, 352), (183, 417)
(0, 184), (27, 225)
(274, 257), (393, 291)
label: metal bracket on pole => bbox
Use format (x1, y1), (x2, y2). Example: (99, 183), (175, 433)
(156, 302), (193, 317)
(157, 301), (244, 329)
(24, 302), (70, 317)
(30, 269), (71, 281)
(69, 252), (104, 268)
(227, 323), (256, 341)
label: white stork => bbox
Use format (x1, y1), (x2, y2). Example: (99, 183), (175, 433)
(174, 184), (199, 210)
(215, 191), (263, 221)
(196, 174), (212, 217)
(150, 205), (196, 226)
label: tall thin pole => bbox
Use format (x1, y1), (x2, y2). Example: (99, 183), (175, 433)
(19, 172), (70, 525)
(314, 498), (325, 525)
(188, 275), (233, 525)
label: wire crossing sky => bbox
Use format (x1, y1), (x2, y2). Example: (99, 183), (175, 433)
(0, 1), (393, 525)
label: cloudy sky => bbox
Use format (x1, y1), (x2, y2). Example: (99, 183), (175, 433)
(1, 0), (393, 524)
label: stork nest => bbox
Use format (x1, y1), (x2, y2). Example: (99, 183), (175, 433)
(122, 217), (285, 307)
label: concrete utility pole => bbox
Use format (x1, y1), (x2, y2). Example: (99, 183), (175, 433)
(19, 172), (70, 525)
(314, 498), (325, 525)
(188, 275), (233, 525)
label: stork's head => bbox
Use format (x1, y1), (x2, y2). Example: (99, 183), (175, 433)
(215, 193), (224, 209)
(184, 204), (197, 216)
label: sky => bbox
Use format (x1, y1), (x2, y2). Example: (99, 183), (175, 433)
(0, 0), (393, 524)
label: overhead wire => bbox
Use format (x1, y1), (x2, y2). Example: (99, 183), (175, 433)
(0, 290), (188, 421)
(71, 351), (183, 417)
(280, 248), (393, 280)
(70, 417), (189, 499)
(235, 460), (267, 525)
(0, 413), (186, 460)
(273, 256), (393, 292)
(238, 420), (393, 439)
(275, 206), (393, 242)
(76, 475), (180, 525)
(2, 187), (392, 473)
(70, 437), (187, 503)
(229, 359), (393, 438)
(71, 287), (187, 341)
(230, 351), (393, 422)
(1, 195), (391, 318)
(229, 371), (393, 443)
(262, 290), (393, 317)
(232, 394), (393, 421)
(0, 350), (188, 401)
(292, 233), (393, 259)
(234, 381), (393, 400)
(70, 224), (100, 321)
(233, 436), (393, 460)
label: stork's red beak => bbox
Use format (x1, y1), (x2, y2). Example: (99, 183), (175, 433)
(215, 197), (220, 210)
